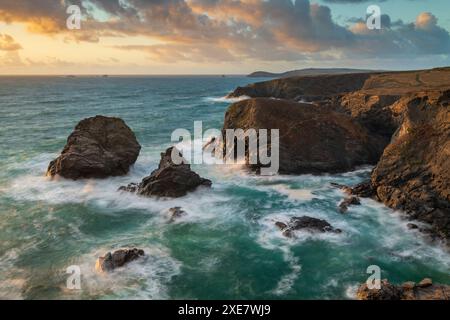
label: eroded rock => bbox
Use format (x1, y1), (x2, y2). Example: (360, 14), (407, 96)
(275, 216), (342, 238)
(356, 278), (450, 300)
(47, 116), (141, 180)
(95, 248), (145, 273)
(120, 147), (211, 198)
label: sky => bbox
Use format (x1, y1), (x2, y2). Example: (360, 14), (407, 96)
(0, 0), (449, 75)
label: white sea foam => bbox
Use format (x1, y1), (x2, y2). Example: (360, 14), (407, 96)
(70, 245), (182, 299)
(204, 95), (250, 103)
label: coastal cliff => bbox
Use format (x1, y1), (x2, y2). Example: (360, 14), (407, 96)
(224, 67), (450, 244)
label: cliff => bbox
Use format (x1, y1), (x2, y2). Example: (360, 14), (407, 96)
(223, 67), (450, 244)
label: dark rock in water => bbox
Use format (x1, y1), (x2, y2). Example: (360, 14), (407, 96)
(120, 147), (212, 198)
(330, 182), (353, 195)
(275, 216), (341, 238)
(47, 115), (141, 180)
(351, 181), (377, 198)
(407, 223), (419, 230)
(222, 98), (384, 174)
(357, 278), (450, 300)
(118, 183), (139, 193)
(95, 248), (145, 273)
(339, 196), (361, 213)
(167, 207), (187, 223)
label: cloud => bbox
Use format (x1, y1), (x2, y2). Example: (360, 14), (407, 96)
(0, 33), (22, 51)
(0, 0), (448, 63)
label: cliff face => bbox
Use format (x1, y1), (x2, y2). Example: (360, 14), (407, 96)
(222, 98), (383, 174)
(223, 67), (450, 244)
(370, 91), (450, 241)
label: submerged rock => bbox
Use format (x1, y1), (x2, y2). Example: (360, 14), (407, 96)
(339, 196), (361, 213)
(120, 147), (211, 198)
(356, 278), (450, 300)
(47, 115), (141, 180)
(275, 216), (342, 238)
(167, 207), (187, 223)
(95, 248), (145, 273)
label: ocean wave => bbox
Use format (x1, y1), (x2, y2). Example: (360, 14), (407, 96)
(71, 245), (182, 299)
(204, 95), (250, 103)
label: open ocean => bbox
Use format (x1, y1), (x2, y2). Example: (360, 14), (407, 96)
(0, 76), (448, 299)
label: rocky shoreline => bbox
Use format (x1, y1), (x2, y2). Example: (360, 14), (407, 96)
(45, 67), (449, 299)
(225, 67), (450, 246)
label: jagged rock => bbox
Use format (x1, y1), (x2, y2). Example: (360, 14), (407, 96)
(407, 223), (419, 230)
(370, 90), (450, 243)
(418, 278), (433, 288)
(356, 279), (403, 300)
(357, 278), (450, 300)
(95, 248), (144, 273)
(330, 182), (353, 195)
(120, 147), (212, 198)
(167, 207), (187, 223)
(275, 216), (341, 238)
(339, 196), (361, 213)
(222, 98), (383, 174)
(47, 116), (141, 180)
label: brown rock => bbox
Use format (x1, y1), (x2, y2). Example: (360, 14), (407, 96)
(339, 196), (361, 213)
(222, 98), (383, 174)
(418, 278), (433, 288)
(47, 116), (141, 180)
(120, 147), (212, 198)
(275, 216), (342, 238)
(95, 248), (145, 273)
(370, 90), (450, 243)
(357, 278), (450, 300)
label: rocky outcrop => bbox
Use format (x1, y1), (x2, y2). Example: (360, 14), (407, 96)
(47, 116), (141, 180)
(222, 98), (384, 174)
(167, 207), (187, 223)
(275, 216), (342, 238)
(228, 72), (372, 101)
(369, 90), (450, 242)
(120, 147), (211, 198)
(356, 278), (450, 300)
(339, 196), (361, 213)
(95, 248), (145, 273)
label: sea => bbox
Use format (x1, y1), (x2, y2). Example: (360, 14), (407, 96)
(0, 76), (448, 299)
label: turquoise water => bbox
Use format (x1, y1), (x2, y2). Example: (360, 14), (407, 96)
(0, 76), (448, 300)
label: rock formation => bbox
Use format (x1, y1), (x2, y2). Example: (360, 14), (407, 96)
(356, 278), (450, 300)
(120, 147), (212, 198)
(222, 98), (384, 174)
(95, 248), (145, 273)
(226, 67), (450, 244)
(47, 115), (141, 180)
(275, 216), (342, 238)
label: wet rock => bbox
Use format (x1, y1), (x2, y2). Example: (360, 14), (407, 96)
(95, 248), (145, 273)
(357, 278), (450, 300)
(275, 216), (341, 238)
(47, 115), (141, 180)
(330, 182), (353, 195)
(167, 207), (187, 223)
(356, 279), (403, 300)
(418, 278), (433, 288)
(339, 196), (361, 213)
(120, 147), (212, 198)
(407, 223), (419, 230)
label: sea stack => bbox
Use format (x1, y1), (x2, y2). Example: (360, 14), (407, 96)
(47, 115), (141, 180)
